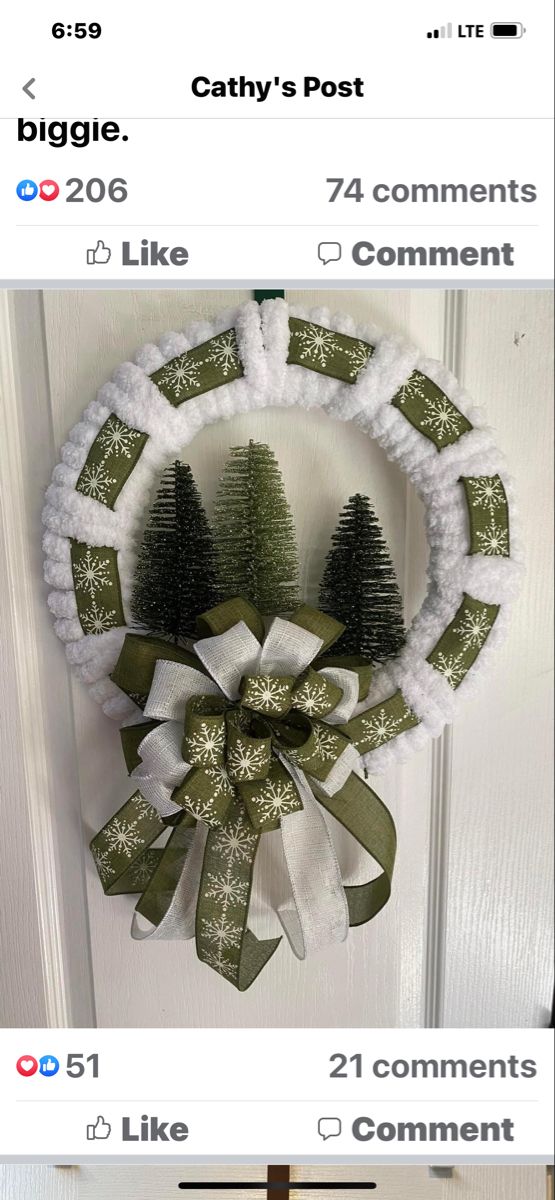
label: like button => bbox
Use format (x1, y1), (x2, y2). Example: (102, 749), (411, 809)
(87, 1116), (112, 1141)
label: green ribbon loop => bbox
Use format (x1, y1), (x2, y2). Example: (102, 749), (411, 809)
(94, 598), (395, 990)
(290, 604), (345, 654)
(273, 711), (350, 783)
(120, 720), (160, 772)
(182, 697), (227, 766)
(196, 597), (265, 643)
(240, 673), (295, 716)
(172, 764), (235, 828)
(225, 711), (273, 782)
(240, 756), (304, 831)
(291, 666), (343, 717)
(111, 634), (202, 707)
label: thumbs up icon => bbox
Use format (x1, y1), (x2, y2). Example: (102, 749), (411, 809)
(39, 1055), (60, 1077)
(86, 240), (111, 265)
(86, 1116), (112, 1140)
(16, 179), (38, 201)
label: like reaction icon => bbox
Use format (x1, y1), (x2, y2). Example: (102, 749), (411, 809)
(86, 240), (111, 265)
(16, 1055), (38, 1077)
(39, 1055), (60, 1077)
(87, 1116), (112, 1141)
(16, 179), (38, 201)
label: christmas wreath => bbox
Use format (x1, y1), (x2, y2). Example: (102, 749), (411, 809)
(43, 299), (522, 989)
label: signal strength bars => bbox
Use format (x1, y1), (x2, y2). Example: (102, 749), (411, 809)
(427, 22), (453, 37)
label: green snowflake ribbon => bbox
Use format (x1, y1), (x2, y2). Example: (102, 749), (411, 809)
(91, 598), (397, 990)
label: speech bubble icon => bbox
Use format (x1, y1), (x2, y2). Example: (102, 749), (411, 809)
(318, 241), (342, 266)
(318, 1117), (342, 1141)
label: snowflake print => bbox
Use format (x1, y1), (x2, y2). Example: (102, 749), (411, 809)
(73, 548), (112, 600)
(467, 476), (505, 513)
(396, 371), (428, 404)
(359, 707), (403, 749)
(475, 519), (509, 556)
(312, 723), (341, 761)
(201, 915), (242, 950)
(293, 678), (330, 716)
(203, 766), (235, 798)
(129, 852), (159, 889)
(132, 795), (159, 821)
(98, 416), (143, 459)
(92, 847), (114, 883)
(157, 355), (202, 397)
(341, 340), (372, 379)
(212, 820), (257, 864)
(202, 950), (236, 981)
(104, 817), (142, 858)
(251, 779), (298, 823)
(181, 795), (219, 827)
(421, 396), (465, 442)
(205, 330), (241, 376)
(80, 601), (118, 634)
(77, 462), (117, 501)
(244, 675), (291, 713)
(227, 738), (268, 781)
(453, 606), (494, 649)
(292, 323), (339, 368)
(432, 652), (467, 688)
(205, 872), (249, 906)
(185, 721), (226, 765)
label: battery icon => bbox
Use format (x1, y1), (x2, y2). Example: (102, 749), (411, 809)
(490, 21), (525, 36)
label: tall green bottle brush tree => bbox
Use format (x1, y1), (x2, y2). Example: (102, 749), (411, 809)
(131, 460), (219, 642)
(319, 493), (405, 662)
(213, 440), (300, 615)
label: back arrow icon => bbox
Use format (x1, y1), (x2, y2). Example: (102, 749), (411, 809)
(22, 78), (36, 99)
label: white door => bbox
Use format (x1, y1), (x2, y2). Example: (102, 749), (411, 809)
(0, 288), (552, 1028)
(0, 1164), (548, 1200)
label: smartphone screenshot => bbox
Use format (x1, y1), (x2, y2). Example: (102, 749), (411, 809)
(0, 3), (553, 1198)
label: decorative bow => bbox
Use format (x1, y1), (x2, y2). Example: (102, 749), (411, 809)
(91, 599), (396, 990)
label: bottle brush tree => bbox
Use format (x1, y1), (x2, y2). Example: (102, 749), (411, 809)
(319, 493), (405, 662)
(212, 439), (300, 615)
(131, 460), (219, 641)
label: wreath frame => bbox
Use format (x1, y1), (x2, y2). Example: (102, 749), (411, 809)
(43, 298), (522, 774)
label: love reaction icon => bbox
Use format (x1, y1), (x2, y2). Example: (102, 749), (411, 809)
(39, 179), (60, 201)
(16, 1056), (38, 1077)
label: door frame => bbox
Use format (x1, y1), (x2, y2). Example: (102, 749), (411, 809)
(0, 290), (95, 1026)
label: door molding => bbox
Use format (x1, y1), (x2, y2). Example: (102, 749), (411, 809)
(0, 290), (95, 1027)
(423, 290), (467, 1027)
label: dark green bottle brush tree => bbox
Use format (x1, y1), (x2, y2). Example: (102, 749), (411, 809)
(319, 492), (405, 662)
(131, 460), (220, 641)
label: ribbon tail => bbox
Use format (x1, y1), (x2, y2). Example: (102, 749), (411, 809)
(316, 771), (397, 927)
(195, 799), (280, 990)
(90, 790), (166, 896)
(90, 791), (205, 940)
(131, 818), (206, 941)
(278, 762), (349, 959)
